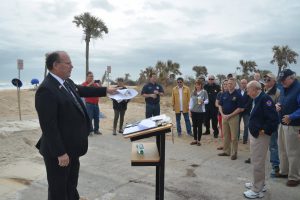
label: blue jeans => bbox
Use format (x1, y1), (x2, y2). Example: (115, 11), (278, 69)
(86, 103), (99, 132)
(238, 113), (250, 142)
(269, 130), (280, 168)
(145, 103), (160, 118)
(175, 112), (192, 135)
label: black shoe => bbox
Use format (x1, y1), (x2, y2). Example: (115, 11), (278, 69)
(203, 131), (210, 135)
(118, 130), (123, 134)
(245, 158), (251, 164)
(243, 140), (247, 144)
(94, 131), (102, 135)
(213, 134), (218, 138)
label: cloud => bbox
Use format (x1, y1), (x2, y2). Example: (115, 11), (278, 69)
(0, 0), (300, 83)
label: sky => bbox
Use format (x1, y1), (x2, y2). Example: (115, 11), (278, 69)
(0, 0), (300, 84)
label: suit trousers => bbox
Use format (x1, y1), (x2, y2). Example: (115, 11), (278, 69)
(204, 106), (219, 134)
(44, 156), (80, 200)
(222, 115), (239, 155)
(250, 133), (270, 193)
(278, 124), (300, 181)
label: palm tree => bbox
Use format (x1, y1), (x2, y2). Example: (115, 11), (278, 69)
(124, 73), (130, 82)
(270, 45), (298, 77)
(239, 60), (257, 79)
(73, 12), (108, 76)
(155, 60), (182, 85)
(192, 65), (207, 78)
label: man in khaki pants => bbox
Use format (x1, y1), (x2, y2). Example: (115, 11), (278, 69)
(218, 78), (243, 160)
(243, 81), (278, 199)
(275, 69), (300, 187)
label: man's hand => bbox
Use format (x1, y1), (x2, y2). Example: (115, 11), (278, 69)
(275, 103), (281, 112)
(148, 94), (157, 99)
(58, 153), (70, 167)
(107, 87), (118, 95)
(222, 114), (230, 120)
(282, 115), (291, 125)
(259, 130), (265, 135)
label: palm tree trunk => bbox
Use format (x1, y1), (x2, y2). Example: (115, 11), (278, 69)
(85, 39), (90, 77)
(277, 66), (282, 78)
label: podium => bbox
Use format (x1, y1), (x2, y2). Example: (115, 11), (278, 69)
(124, 123), (172, 200)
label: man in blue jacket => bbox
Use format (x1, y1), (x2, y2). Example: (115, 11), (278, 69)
(243, 81), (278, 199)
(275, 69), (300, 187)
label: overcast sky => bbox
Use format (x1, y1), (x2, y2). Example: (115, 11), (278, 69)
(0, 0), (299, 83)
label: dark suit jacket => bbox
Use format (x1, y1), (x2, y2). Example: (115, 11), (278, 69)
(35, 74), (107, 158)
(248, 92), (279, 138)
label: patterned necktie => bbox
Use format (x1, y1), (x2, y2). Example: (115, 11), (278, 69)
(63, 81), (84, 115)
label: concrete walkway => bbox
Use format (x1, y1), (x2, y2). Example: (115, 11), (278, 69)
(8, 133), (300, 200)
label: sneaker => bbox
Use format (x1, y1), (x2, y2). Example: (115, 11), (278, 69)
(243, 189), (264, 199)
(270, 166), (280, 178)
(245, 182), (267, 192)
(112, 130), (117, 136)
(197, 142), (201, 146)
(89, 132), (94, 136)
(190, 141), (197, 145)
(245, 158), (251, 164)
(118, 130), (123, 134)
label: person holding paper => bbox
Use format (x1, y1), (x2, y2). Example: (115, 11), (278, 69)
(189, 79), (209, 146)
(112, 78), (129, 135)
(141, 73), (164, 118)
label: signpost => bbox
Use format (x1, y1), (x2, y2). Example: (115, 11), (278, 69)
(106, 66), (111, 86)
(15, 59), (24, 120)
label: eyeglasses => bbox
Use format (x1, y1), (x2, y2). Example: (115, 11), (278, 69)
(264, 78), (271, 82)
(177, 81), (183, 84)
(209, 79), (214, 80)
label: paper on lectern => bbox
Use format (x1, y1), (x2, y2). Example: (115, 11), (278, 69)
(123, 118), (157, 135)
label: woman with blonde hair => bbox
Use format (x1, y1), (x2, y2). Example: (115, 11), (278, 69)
(189, 80), (209, 145)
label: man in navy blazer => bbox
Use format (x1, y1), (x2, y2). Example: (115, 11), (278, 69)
(243, 81), (278, 199)
(35, 51), (116, 200)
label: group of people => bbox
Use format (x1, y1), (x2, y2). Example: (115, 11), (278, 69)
(35, 51), (299, 200)
(170, 70), (300, 198)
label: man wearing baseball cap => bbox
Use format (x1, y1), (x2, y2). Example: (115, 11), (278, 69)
(275, 69), (300, 187)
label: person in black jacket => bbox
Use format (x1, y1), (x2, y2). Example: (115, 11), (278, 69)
(35, 51), (116, 200)
(112, 78), (129, 135)
(237, 79), (252, 144)
(243, 80), (278, 199)
(203, 75), (221, 137)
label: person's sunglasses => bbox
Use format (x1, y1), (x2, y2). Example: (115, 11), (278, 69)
(209, 78), (214, 80)
(264, 78), (271, 82)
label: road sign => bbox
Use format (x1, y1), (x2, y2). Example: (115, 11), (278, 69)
(17, 59), (24, 70)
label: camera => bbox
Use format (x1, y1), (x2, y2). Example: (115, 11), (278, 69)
(94, 80), (100, 83)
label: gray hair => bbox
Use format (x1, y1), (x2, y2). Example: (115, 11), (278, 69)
(247, 80), (261, 90)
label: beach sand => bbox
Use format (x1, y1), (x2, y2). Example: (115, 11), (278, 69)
(1, 89), (299, 200)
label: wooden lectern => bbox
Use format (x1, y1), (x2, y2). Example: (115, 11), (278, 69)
(124, 123), (172, 200)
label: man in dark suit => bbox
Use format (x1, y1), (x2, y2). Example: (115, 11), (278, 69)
(35, 51), (116, 200)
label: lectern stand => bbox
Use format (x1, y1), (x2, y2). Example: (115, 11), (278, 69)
(124, 123), (172, 200)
